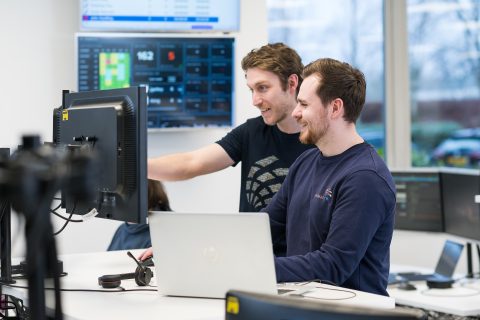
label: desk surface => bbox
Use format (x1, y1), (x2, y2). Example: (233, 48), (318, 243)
(389, 265), (480, 316)
(3, 250), (394, 320)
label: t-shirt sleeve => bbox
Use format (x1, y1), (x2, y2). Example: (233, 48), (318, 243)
(274, 170), (395, 284)
(215, 122), (247, 166)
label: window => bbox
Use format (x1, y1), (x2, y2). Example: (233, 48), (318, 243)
(408, 0), (480, 168)
(267, 0), (386, 158)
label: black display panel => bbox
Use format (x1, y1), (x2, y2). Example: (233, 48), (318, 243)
(441, 169), (480, 241)
(53, 87), (148, 223)
(77, 34), (234, 129)
(392, 169), (444, 232)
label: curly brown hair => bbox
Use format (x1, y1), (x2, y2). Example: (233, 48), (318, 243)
(241, 43), (303, 94)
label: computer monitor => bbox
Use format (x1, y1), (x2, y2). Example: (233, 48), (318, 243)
(76, 33), (235, 129)
(391, 169), (444, 232)
(441, 169), (480, 242)
(53, 87), (148, 223)
(225, 290), (426, 320)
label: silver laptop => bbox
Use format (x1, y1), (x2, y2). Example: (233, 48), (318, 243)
(148, 211), (278, 298)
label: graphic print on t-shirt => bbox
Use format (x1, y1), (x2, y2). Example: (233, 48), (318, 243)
(245, 155), (289, 209)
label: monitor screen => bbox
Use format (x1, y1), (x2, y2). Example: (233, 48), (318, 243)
(53, 87), (148, 223)
(76, 34), (235, 129)
(391, 169), (444, 232)
(434, 239), (464, 276)
(441, 169), (480, 242)
(80, 0), (240, 32)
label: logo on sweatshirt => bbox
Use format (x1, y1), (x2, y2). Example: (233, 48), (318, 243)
(314, 188), (333, 202)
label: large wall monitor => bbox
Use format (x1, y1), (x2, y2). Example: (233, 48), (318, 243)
(441, 169), (480, 242)
(77, 34), (234, 129)
(391, 169), (444, 232)
(80, 0), (240, 32)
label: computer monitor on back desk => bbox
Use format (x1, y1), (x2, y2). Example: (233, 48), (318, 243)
(441, 168), (480, 278)
(441, 169), (480, 242)
(391, 169), (444, 232)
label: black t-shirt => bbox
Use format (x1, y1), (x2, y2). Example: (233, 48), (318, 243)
(216, 116), (313, 212)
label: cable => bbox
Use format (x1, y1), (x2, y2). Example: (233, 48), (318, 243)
(0, 282), (157, 293)
(61, 287), (158, 293)
(420, 287), (480, 298)
(298, 279), (338, 287)
(50, 209), (83, 223)
(50, 202), (82, 223)
(283, 280), (357, 301)
(11, 272), (68, 281)
(302, 285), (357, 301)
(53, 202), (77, 236)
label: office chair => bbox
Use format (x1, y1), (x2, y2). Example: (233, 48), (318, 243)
(225, 290), (426, 320)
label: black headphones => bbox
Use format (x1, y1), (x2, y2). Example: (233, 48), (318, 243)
(98, 251), (153, 289)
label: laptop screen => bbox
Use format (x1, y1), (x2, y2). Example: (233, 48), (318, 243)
(434, 240), (464, 277)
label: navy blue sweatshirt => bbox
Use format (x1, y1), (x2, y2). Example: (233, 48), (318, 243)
(265, 143), (396, 296)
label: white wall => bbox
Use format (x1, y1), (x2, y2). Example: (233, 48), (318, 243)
(0, 0), (267, 257)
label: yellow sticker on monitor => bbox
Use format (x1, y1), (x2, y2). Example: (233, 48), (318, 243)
(62, 110), (69, 121)
(226, 296), (239, 314)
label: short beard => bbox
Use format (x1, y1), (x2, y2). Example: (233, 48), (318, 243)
(299, 122), (329, 145)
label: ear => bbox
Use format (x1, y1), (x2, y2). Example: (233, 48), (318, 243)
(287, 74), (299, 93)
(330, 98), (344, 119)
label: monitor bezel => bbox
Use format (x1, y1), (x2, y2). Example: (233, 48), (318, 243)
(440, 168), (480, 243)
(390, 168), (445, 232)
(54, 86), (148, 224)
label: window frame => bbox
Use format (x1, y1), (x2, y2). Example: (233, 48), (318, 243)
(385, 0), (411, 168)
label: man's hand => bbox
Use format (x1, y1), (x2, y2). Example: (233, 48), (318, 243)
(138, 247), (153, 261)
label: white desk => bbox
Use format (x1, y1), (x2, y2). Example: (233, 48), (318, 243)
(388, 265), (480, 316)
(2, 250), (394, 319)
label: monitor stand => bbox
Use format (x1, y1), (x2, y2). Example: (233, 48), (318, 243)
(465, 242), (480, 279)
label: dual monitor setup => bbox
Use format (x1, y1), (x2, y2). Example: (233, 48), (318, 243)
(78, 0), (238, 128)
(391, 168), (480, 279)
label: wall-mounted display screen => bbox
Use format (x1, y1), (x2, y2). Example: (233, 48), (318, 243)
(77, 34), (234, 129)
(80, 0), (240, 32)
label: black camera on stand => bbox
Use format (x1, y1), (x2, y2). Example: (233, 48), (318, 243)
(0, 135), (96, 320)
